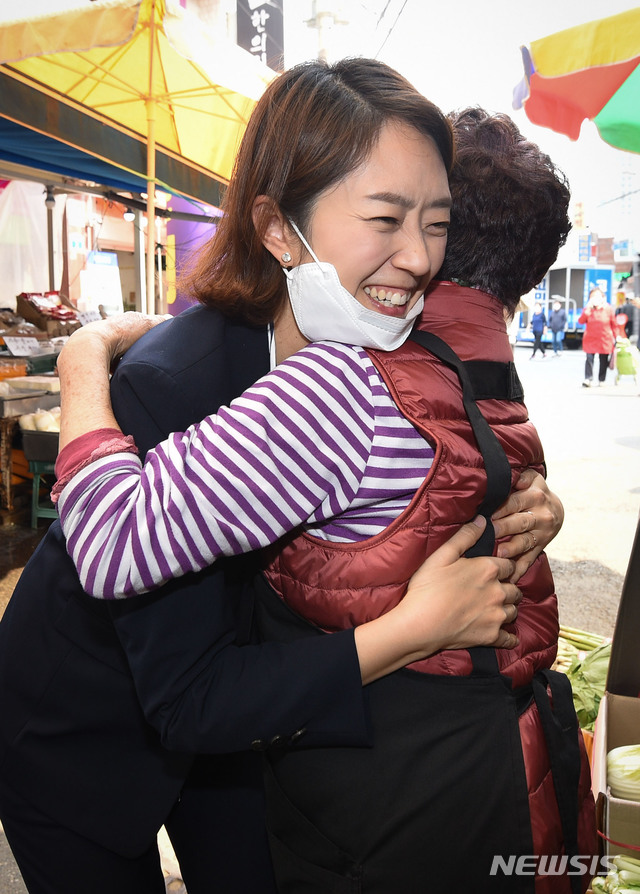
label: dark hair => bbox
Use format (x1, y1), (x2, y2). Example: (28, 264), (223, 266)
(436, 108), (571, 315)
(182, 58), (454, 325)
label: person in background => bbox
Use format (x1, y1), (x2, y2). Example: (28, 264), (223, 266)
(51, 103), (595, 891)
(549, 298), (567, 356)
(530, 300), (548, 359)
(616, 294), (640, 343)
(0, 59), (559, 894)
(579, 287), (617, 387)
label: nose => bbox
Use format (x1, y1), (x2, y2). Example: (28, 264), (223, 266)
(392, 228), (435, 279)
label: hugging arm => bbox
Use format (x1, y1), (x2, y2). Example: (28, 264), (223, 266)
(106, 326), (515, 754)
(101, 314), (521, 753)
(106, 313), (370, 753)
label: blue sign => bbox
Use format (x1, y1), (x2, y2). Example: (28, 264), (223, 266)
(583, 268), (613, 304)
(87, 250), (118, 267)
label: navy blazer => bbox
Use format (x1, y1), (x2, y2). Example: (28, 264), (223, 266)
(0, 306), (368, 859)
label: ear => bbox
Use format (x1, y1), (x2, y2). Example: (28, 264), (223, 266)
(252, 196), (298, 266)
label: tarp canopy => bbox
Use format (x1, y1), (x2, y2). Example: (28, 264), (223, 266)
(0, 69), (216, 202)
(0, 100), (149, 197)
(0, 0), (277, 308)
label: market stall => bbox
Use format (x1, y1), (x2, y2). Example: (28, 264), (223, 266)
(0, 382), (59, 519)
(0, 304), (61, 522)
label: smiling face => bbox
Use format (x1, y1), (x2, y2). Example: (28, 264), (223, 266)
(299, 121), (451, 319)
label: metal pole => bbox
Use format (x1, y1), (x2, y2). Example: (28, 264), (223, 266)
(145, 1), (158, 315)
(156, 242), (164, 315)
(133, 208), (146, 314)
(145, 98), (157, 315)
(308, 1), (348, 62)
(45, 185), (55, 291)
(47, 207), (55, 291)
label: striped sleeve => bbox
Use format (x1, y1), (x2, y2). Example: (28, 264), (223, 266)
(58, 343), (376, 599)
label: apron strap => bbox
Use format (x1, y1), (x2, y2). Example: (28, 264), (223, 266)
(410, 333), (583, 888)
(532, 669), (582, 894)
(409, 330), (514, 557)
(409, 330), (514, 678)
(468, 646), (501, 675)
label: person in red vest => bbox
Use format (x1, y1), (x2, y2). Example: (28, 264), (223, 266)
(579, 287), (618, 387)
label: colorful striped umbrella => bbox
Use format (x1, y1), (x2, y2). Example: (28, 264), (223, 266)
(513, 7), (640, 154)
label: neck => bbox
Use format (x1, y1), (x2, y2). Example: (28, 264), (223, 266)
(273, 302), (309, 364)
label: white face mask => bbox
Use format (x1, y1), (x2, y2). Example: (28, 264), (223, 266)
(283, 221), (424, 352)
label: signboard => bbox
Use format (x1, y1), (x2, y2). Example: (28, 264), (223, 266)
(534, 276), (548, 305)
(236, 0), (284, 72)
(578, 233), (592, 263)
(583, 267), (614, 305)
(3, 337), (41, 356)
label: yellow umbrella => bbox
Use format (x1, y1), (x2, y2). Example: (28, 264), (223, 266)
(0, 0), (276, 311)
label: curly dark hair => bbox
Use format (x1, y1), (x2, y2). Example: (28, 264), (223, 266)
(436, 108), (571, 315)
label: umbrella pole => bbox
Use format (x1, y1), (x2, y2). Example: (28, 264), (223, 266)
(146, 98), (156, 316)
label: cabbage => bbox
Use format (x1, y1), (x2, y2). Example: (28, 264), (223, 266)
(608, 744), (640, 802)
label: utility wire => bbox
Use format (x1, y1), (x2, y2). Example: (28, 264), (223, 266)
(596, 187), (640, 208)
(375, 0), (393, 27)
(374, 0), (409, 57)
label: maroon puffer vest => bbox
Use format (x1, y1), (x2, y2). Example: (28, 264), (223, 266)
(264, 282), (558, 688)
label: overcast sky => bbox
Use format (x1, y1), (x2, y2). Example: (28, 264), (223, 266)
(284, 0), (640, 246)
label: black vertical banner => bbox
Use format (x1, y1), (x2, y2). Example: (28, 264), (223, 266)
(236, 0), (285, 73)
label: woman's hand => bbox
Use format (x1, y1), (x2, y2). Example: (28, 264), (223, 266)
(491, 469), (564, 582)
(355, 517), (521, 684)
(401, 517), (521, 652)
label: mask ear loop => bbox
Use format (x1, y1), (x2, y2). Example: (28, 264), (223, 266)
(287, 219), (324, 271)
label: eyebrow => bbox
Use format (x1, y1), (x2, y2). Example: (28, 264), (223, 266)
(365, 191), (452, 211)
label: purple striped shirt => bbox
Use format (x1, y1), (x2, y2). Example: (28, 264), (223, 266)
(59, 342), (435, 598)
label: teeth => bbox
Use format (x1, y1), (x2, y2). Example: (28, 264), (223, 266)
(364, 287), (409, 307)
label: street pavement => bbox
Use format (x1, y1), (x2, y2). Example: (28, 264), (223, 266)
(513, 342), (639, 642)
(0, 342), (637, 893)
(0, 828), (26, 893)
(514, 342), (640, 580)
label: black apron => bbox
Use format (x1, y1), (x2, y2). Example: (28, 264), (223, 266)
(255, 332), (581, 894)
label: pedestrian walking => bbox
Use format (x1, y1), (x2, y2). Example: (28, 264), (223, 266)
(579, 287), (617, 387)
(530, 301), (547, 359)
(549, 298), (567, 356)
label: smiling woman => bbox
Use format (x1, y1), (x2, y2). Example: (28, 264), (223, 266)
(53, 60), (458, 596)
(265, 122), (451, 354)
